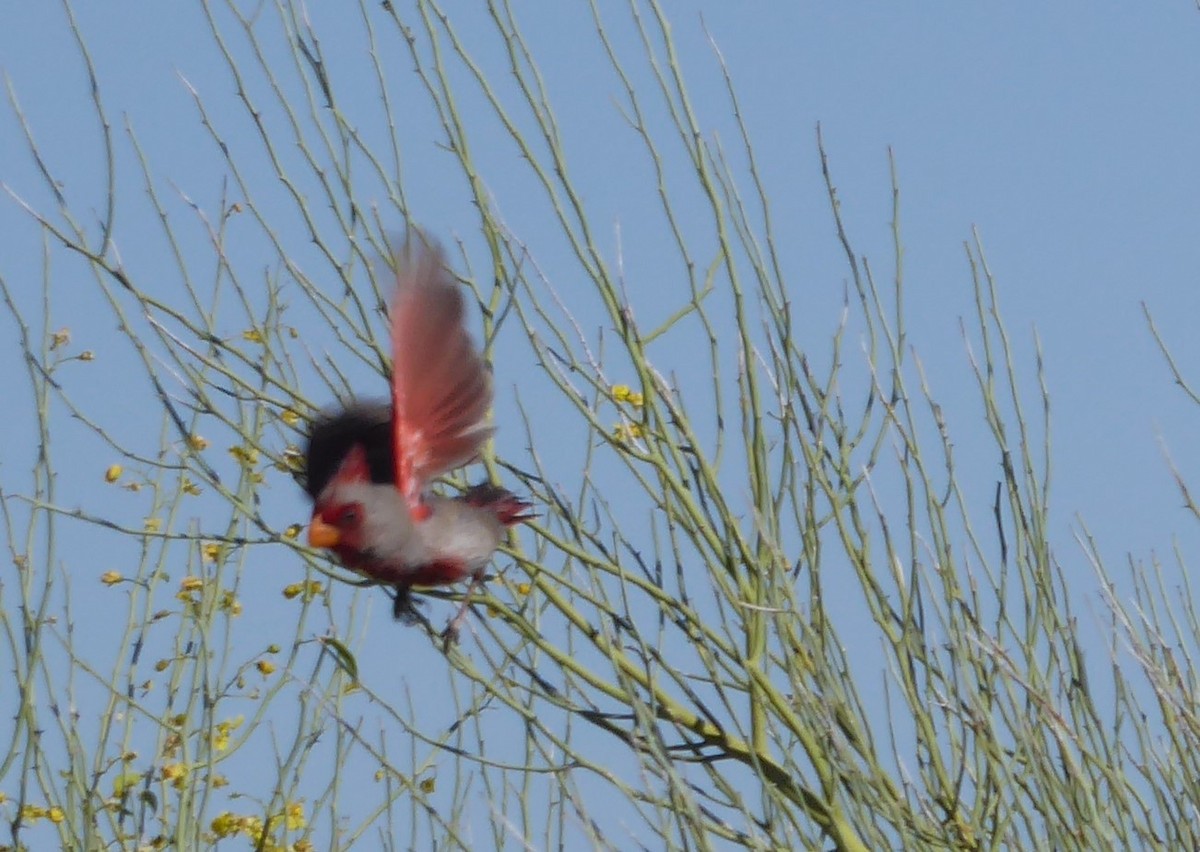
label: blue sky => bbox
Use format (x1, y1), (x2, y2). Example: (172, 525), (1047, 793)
(3, 2), (1200, 846)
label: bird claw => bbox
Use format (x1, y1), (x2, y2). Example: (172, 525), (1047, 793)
(439, 576), (484, 651)
(439, 622), (461, 651)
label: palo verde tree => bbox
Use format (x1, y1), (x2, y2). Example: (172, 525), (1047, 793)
(2, 2), (1198, 850)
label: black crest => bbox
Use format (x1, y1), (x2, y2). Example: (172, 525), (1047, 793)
(301, 401), (396, 499)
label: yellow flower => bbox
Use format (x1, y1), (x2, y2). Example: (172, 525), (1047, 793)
(611, 384), (631, 402)
(188, 434), (209, 452)
(627, 391), (644, 407)
(281, 409), (301, 427)
(209, 773), (229, 788)
(143, 517), (163, 533)
(256, 660), (276, 676)
(112, 772), (141, 797)
(100, 570), (123, 586)
(419, 775), (436, 794)
(283, 523), (302, 540)
(19, 803), (47, 822)
(241, 328), (264, 344)
(212, 715), (244, 752)
(181, 479), (202, 496)
(516, 582), (532, 595)
(612, 422), (645, 442)
(202, 543), (224, 563)
(179, 576), (204, 593)
(162, 731), (183, 758)
(155, 659), (171, 672)
(266, 643), (281, 654)
(283, 581), (323, 602)
(285, 801), (306, 830)
(78, 350), (95, 362)
(219, 590), (242, 616)
(161, 763), (188, 788)
(229, 445), (259, 466)
(279, 447), (304, 471)
(46, 805), (65, 823)
(211, 811), (240, 838)
(104, 464), (123, 483)
(50, 327), (71, 350)
(240, 814), (266, 843)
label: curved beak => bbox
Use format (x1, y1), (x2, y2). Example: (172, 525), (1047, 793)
(308, 515), (341, 549)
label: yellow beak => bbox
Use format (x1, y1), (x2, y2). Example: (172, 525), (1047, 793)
(308, 515), (342, 549)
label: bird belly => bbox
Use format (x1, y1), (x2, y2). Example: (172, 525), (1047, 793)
(342, 497), (503, 587)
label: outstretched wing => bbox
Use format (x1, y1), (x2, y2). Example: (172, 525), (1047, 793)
(390, 236), (494, 519)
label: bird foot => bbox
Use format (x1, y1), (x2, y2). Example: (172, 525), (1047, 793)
(439, 576), (485, 651)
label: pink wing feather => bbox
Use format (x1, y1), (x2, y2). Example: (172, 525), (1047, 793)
(390, 237), (494, 519)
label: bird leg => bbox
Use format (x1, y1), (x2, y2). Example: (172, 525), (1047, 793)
(440, 572), (485, 650)
(391, 584), (423, 624)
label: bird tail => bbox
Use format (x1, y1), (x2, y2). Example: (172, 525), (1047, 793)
(461, 483), (534, 526)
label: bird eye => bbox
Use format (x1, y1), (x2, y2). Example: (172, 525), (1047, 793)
(336, 506), (360, 528)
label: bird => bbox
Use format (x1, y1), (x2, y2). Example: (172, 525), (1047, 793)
(301, 235), (531, 642)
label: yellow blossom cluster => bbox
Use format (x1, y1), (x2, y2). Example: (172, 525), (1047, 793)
(18, 803), (65, 824)
(212, 715), (244, 753)
(610, 384), (647, 443)
(229, 445), (263, 484)
(228, 444), (259, 466)
(282, 580), (324, 602)
(161, 762), (189, 790)
(278, 447), (305, 472)
(188, 435), (210, 452)
(219, 589), (243, 616)
(611, 422), (646, 442)
(210, 802), (308, 848)
(611, 384), (645, 406)
(174, 576), (241, 616)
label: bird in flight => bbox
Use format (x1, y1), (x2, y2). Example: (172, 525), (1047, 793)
(301, 235), (530, 643)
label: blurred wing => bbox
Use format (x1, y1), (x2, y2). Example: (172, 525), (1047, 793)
(390, 237), (494, 519)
